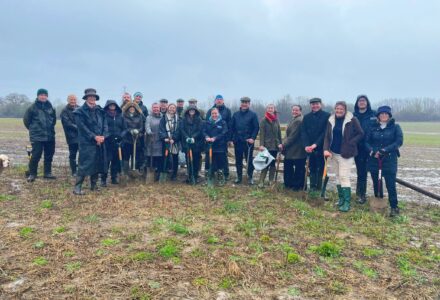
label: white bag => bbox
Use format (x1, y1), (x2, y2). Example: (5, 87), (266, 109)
(253, 148), (275, 171)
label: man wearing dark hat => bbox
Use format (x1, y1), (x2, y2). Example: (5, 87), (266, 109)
(159, 98), (169, 117)
(353, 95), (376, 204)
(188, 98), (206, 120)
(230, 96), (259, 185)
(176, 98), (185, 118)
(73, 88), (108, 195)
(60, 94), (79, 176)
(206, 94), (232, 180)
(301, 98), (330, 195)
(23, 88), (57, 182)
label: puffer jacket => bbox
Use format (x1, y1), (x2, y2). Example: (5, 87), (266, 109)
(104, 100), (124, 144)
(60, 104), (79, 144)
(175, 107), (205, 153)
(203, 116), (228, 152)
(323, 111), (364, 159)
(23, 100), (57, 142)
(365, 118), (403, 173)
(122, 103), (145, 144)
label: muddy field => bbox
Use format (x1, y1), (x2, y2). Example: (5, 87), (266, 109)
(1, 118), (439, 299)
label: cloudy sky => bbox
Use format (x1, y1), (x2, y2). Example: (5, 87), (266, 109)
(1, 0), (439, 105)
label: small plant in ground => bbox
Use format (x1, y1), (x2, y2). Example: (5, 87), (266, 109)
(130, 251), (154, 262)
(286, 252), (301, 264)
(33, 257), (48, 266)
(101, 238), (120, 247)
(33, 241), (45, 249)
(148, 281), (161, 289)
(65, 261), (81, 272)
(0, 194), (17, 201)
(63, 250), (75, 257)
(313, 266), (327, 277)
(310, 241), (343, 258)
(205, 187), (218, 201)
(260, 234), (271, 243)
(19, 227), (33, 238)
(353, 261), (378, 279)
(53, 226), (66, 234)
(206, 235), (220, 244)
(363, 247), (384, 258)
(192, 277), (208, 286)
(169, 222), (190, 235)
(223, 200), (242, 214)
(287, 286), (301, 296)
(218, 277), (235, 289)
(84, 214), (99, 223)
(397, 256), (417, 277)
(330, 280), (348, 294)
(40, 200), (53, 209)
(157, 239), (181, 258)
(131, 285), (151, 300)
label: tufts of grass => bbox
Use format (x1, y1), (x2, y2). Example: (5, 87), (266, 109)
(362, 247), (384, 258)
(65, 261), (81, 272)
(206, 235), (220, 244)
(287, 286), (301, 296)
(63, 251), (75, 257)
(309, 241), (343, 258)
(84, 214), (100, 223)
(40, 200), (53, 209)
(223, 200), (243, 214)
(218, 277), (236, 290)
(101, 238), (120, 247)
(313, 266), (327, 277)
(0, 194), (17, 201)
(353, 261), (378, 279)
(130, 251), (154, 262)
(192, 277), (208, 286)
(157, 239), (181, 259)
(33, 257), (48, 266)
(397, 256), (417, 278)
(53, 226), (66, 235)
(330, 280), (348, 294)
(131, 285), (151, 300)
(19, 227), (33, 238)
(169, 222), (190, 235)
(33, 241), (45, 249)
(205, 187), (219, 201)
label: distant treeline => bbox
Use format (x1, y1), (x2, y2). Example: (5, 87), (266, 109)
(1, 93), (439, 122)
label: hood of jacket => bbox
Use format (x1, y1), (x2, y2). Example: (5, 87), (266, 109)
(354, 95), (372, 114)
(122, 102), (143, 116)
(104, 99), (122, 113)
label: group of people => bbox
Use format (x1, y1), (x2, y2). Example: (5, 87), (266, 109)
(23, 88), (403, 217)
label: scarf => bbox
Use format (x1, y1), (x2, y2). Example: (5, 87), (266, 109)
(209, 114), (223, 124)
(165, 113), (179, 154)
(265, 112), (277, 123)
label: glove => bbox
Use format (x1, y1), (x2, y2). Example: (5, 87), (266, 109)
(130, 129), (139, 136)
(114, 136), (121, 143)
(186, 137), (195, 144)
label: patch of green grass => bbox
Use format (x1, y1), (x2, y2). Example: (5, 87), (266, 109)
(19, 227), (33, 238)
(157, 239), (181, 258)
(63, 250), (75, 257)
(206, 235), (220, 244)
(249, 190), (267, 199)
(290, 200), (319, 217)
(218, 277), (235, 289)
(330, 280), (348, 294)
(65, 261), (81, 272)
(309, 241), (343, 258)
(169, 222), (190, 235)
(236, 218), (259, 237)
(397, 256), (417, 277)
(101, 238), (120, 247)
(130, 251), (154, 262)
(33, 257), (48, 266)
(287, 286), (301, 296)
(33, 241), (45, 249)
(53, 226), (66, 234)
(404, 133), (440, 146)
(0, 194), (17, 201)
(148, 281), (161, 289)
(287, 252), (301, 264)
(192, 277), (208, 286)
(313, 266), (327, 277)
(40, 200), (53, 209)
(353, 261), (378, 279)
(223, 200), (243, 214)
(84, 214), (100, 223)
(205, 187), (219, 201)
(131, 285), (151, 300)
(362, 247), (384, 258)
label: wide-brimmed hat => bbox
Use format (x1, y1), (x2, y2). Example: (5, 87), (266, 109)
(377, 105), (392, 117)
(82, 88), (100, 100)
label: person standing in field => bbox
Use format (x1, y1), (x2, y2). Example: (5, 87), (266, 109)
(73, 88), (108, 195)
(258, 104), (283, 187)
(353, 95), (376, 204)
(301, 98), (330, 195)
(230, 97), (259, 185)
(121, 102), (145, 174)
(133, 92), (148, 174)
(159, 98), (169, 117)
(282, 105), (307, 191)
(159, 103), (180, 180)
(23, 88), (57, 182)
(206, 95), (232, 181)
(176, 98), (185, 118)
(365, 105), (403, 217)
(323, 101), (364, 212)
(60, 94), (79, 177)
(102, 100), (124, 185)
(187, 98), (206, 120)
(203, 107), (228, 183)
(133, 92), (149, 118)
(121, 92), (132, 110)
(145, 103), (164, 181)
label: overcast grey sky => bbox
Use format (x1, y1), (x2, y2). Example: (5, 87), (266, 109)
(1, 0), (439, 105)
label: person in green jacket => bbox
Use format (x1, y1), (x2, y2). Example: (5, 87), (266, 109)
(258, 104), (282, 187)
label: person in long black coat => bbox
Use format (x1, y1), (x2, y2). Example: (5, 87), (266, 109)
(73, 88), (108, 195)
(121, 102), (145, 174)
(365, 106), (403, 217)
(229, 97), (259, 185)
(203, 107), (228, 182)
(60, 94), (79, 176)
(102, 100), (124, 185)
(23, 88), (57, 182)
(300, 98), (330, 195)
(353, 95), (377, 204)
(175, 106), (204, 183)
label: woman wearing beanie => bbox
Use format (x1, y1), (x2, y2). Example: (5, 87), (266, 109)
(203, 108), (228, 184)
(159, 103), (180, 180)
(258, 104), (283, 187)
(365, 105), (403, 217)
(323, 101), (364, 212)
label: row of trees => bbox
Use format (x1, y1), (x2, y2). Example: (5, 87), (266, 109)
(1, 93), (440, 122)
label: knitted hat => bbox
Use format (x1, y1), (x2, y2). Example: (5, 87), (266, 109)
(133, 92), (143, 98)
(215, 95), (223, 101)
(309, 97), (322, 104)
(37, 88), (48, 96)
(377, 105), (392, 117)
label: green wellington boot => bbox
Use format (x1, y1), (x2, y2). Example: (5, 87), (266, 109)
(339, 187), (351, 212)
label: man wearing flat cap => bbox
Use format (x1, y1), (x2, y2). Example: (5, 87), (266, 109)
(73, 88), (108, 195)
(301, 98), (330, 195)
(23, 88), (57, 182)
(176, 98), (185, 118)
(159, 99), (169, 117)
(187, 98), (206, 120)
(230, 96), (259, 185)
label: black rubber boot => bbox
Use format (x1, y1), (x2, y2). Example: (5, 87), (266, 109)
(90, 174), (100, 191)
(390, 207), (400, 217)
(73, 176), (85, 195)
(111, 176), (119, 184)
(357, 180), (367, 204)
(100, 174), (107, 187)
(27, 174), (37, 183)
(43, 161), (56, 179)
(69, 159), (77, 177)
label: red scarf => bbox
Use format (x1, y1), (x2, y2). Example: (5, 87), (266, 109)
(265, 112), (277, 123)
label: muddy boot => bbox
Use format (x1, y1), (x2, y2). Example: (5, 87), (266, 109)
(339, 187), (351, 212)
(217, 170), (225, 186)
(234, 169), (242, 184)
(69, 159), (77, 177)
(258, 169), (268, 188)
(100, 174), (107, 187)
(268, 165), (276, 185)
(90, 174), (100, 191)
(337, 184), (344, 207)
(357, 181), (367, 204)
(27, 174), (37, 182)
(390, 207), (400, 217)
(73, 176), (85, 195)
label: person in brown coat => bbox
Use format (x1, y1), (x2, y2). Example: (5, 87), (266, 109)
(282, 105), (307, 190)
(323, 101), (364, 212)
(258, 104), (282, 187)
